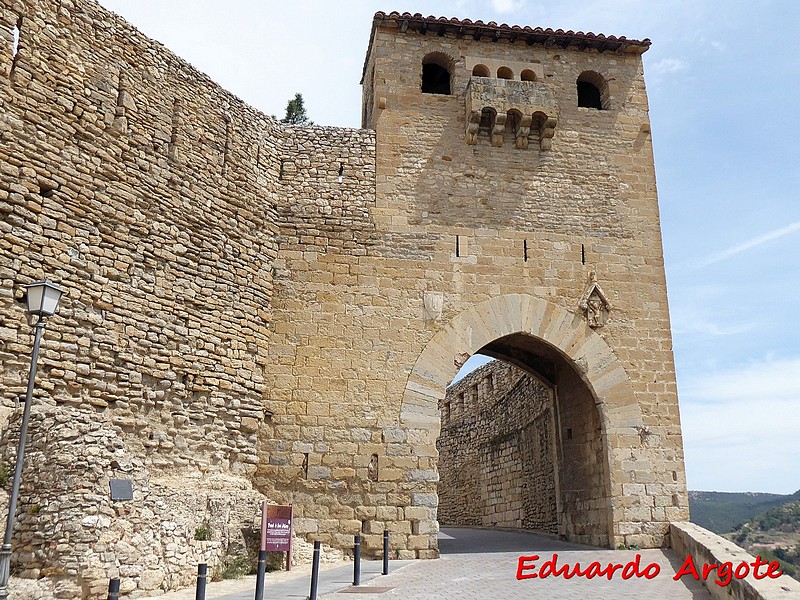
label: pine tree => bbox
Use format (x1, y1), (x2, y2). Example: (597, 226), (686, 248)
(280, 93), (313, 125)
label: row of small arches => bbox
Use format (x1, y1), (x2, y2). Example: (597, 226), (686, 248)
(471, 64), (537, 82)
(422, 53), (609, 110)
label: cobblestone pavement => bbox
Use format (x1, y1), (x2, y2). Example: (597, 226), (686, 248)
(318, 528), (712, 600)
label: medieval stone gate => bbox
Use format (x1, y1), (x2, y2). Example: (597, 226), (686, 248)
(428, 295), (653, 548)
(0, 3), (688, 596)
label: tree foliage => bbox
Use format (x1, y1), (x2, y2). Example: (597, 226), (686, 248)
(281, 93), (313, 126)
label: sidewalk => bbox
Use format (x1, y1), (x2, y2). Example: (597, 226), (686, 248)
(137, 558), (414, 600)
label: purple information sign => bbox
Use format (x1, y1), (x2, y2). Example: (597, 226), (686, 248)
(265, 505), (293, 553)
(266, 518), (292, 551)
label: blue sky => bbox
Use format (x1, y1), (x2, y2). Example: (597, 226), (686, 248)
(97, 0), (799, 494)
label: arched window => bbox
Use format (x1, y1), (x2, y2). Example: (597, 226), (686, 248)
(497, 66), (513, 80)
(422, 52), (454, 95)
(472, 64), (490, 77)
(521, 69), (536, 82)
(577, 71), (609, 109)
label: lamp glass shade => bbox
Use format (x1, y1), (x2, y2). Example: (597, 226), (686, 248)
(25, 280), (64, 317)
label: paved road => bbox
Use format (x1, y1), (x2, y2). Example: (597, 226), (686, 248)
(161, 528), (712, 599)
(318, 528), (712, 600)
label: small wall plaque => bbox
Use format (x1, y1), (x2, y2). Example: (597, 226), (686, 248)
(109, 479), (134, 501)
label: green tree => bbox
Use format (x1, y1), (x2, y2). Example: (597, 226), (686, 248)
(280, 93), (313, 125)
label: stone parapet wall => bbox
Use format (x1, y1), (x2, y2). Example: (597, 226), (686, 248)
(277, 126), (376, 252)
(669, 522), (800, 600)
(438, 361), (557, 533)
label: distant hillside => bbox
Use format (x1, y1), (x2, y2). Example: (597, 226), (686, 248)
(723, 500), (800, 581)
(689, 490), (800, 534)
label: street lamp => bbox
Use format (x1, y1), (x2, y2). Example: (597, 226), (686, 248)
(0, 280), (64, 600)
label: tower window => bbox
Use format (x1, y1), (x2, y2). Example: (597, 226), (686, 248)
(472, 64), (490, 77)
(577, 81), (602, 108)
(521, 69), (536, 82)
(421, 53), (454, 95)
(422, 63), (450, 94)
(497, 66), (513, 80)
(577, 71), (609, 110)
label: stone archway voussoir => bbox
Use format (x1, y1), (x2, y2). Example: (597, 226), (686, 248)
(519, 294), (549, 334)
(411, 337), (460, 388)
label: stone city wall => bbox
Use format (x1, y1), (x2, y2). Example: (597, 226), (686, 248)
(0, 0), (281, 474)
(0, 404), (338, 599)
(437, 361), (557, 533)
(0, 0), (340, 595)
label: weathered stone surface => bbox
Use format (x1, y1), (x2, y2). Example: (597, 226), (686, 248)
(0, 1), (688, 595)
(438, 361), (559, 535)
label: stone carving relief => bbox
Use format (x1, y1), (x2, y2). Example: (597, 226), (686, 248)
(578, 269), (612, 328)
(423, 291), (443, 321)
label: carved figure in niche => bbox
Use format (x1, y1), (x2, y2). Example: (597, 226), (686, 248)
(586, 293), (606, 328)
(368, 454), (379, 482)
(578, 269), (612, 328)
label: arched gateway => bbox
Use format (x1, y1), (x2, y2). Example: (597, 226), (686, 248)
(400, 294), (646, 549)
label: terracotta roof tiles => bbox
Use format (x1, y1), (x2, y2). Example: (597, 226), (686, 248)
(372, 11), (651, 49)
(362, 12), (650, 83)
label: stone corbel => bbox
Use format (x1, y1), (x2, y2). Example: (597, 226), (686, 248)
(515, 115), (532, 149)
(538, 115), (557, 151)
(466, 110), (481, 145)
(491, 113), (506, 148)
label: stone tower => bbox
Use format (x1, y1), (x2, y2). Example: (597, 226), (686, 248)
(344, 11), (688, 551)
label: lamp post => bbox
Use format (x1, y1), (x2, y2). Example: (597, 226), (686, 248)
(0, 280), (64, 600)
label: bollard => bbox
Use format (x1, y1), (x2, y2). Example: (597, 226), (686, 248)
(309, 541), (321, 600)
(195, 563), (207, 600)
(254, 549), (267, 600)
(353, 535), (361, 586)
(107, 578), (120, 600)
(382, 530), (389, 575)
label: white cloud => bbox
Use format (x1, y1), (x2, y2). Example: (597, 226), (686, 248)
(680, 357), (800, 493)
(671, 311), (755, 337)
(683, 357), (800, 404)
(491, 0), (525, 14)
(692, 221), (800, 270)
(649, 57), (688, 76)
